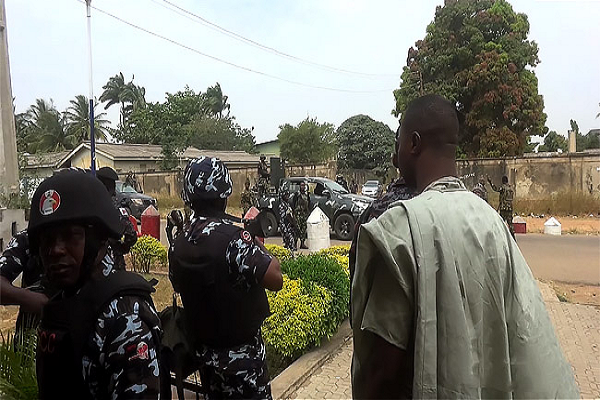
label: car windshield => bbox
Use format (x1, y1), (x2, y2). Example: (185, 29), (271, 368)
(324, 180), (348, 194)
(116, 181), (138, 193)
(364, 181), (379, 186)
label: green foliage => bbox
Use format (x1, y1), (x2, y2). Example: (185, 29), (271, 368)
(393, 0), (547, 157)
(281, 254), (350, 325)
(64, 95), (111, 143)
(0, 330), (38, 400)
(262, 276), (335, 358)
(569, 120), (600, 151)
(538, 131), (568, 152)
(317, 244), (350, 257)
(100, 72), (146, 133)
(130, 235), (168, 273)
(278, 117), (336, 164)
(336, 115), (395, 178)
(264, 244), (292, 262)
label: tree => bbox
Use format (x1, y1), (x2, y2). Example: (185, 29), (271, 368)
(538, 131), (567, 152)
(336, 115), (395, 178)
(186, 115), (255, 152)
(99, 72), (146, 132)
(64, 95), (111, 142)
(20, 99), (76, 153)
(278, 118), (336, 164)
(202, 82), (230, 119)
(393, 0), (547, 157)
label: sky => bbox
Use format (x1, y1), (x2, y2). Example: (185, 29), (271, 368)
(6, 0), (600, 144)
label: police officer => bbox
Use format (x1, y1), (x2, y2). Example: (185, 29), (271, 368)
(257, 155), (270, 196)
(169, 156), (283, 399)
(29, 169), (162, 399)
(96, 166), (138, 270)
(488, 175), (515, 238)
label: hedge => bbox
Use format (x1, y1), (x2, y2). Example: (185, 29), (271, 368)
(130, 235), (168, 273)
(262, 276), (334, 358)
(280, 254), (350, 326)
(264, 244), (292, 262)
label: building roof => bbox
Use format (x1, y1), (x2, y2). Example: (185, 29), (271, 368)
(25, 150), (70, 169)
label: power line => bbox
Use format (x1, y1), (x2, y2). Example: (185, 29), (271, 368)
(154, 0), (398, 78)
(81, 1), (394, 94)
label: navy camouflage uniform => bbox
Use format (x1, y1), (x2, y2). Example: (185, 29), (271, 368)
(81, 254), (162, 398)
(171, 214), (274, 400)
(172, 156), (275, 400)
(349, 177), (417, 325)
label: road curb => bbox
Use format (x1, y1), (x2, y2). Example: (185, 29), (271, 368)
(270, 319), (353, 399)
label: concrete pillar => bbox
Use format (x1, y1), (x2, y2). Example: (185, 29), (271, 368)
(568, 130), (577, 153)
(0, 0), (19, 195)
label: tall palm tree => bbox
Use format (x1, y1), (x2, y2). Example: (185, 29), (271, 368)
(100, 73), (146, 130)
(64, 95), (110, 142)
(203, 82), (230, 119)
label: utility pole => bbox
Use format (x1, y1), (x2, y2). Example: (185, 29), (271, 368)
(86, 0), (96, 174)
(0, 0), (19, 195)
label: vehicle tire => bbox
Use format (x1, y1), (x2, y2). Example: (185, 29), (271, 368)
(334, 213), (354, 241)
(263, 211), (278, 237)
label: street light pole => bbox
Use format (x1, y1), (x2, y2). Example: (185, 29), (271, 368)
(86, 0), (96, 175)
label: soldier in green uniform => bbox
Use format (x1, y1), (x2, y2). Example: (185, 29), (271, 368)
(240, 177), (256, 217)
(293, 181), (310, 249)
(488, 175), (515, 238)
(257, 155), (270, 196)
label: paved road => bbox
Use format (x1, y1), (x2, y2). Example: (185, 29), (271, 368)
(161, 219), (598, 285)
(516, 234), (600, 285)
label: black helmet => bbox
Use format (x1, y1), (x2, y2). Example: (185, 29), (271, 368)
(96, 166), (119, 181)
(260, 154), (266, 160)
(28, 169), (122, 249)
(181, 156), (233, 205)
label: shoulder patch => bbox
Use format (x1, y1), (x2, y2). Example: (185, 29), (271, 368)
(119, 207), (129, 217)
(240, 230), (253, 244)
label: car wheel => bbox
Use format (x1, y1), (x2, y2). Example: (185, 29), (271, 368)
(263, 211), (278, 237)
(334, 213), (354, 241)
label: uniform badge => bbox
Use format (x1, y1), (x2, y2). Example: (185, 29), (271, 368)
(40, 190), (61, 216)
(119, 207), (129, 217)
(241, 230), (252, 243)
(128, 341), (149, 361)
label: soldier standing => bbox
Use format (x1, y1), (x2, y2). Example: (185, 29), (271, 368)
(293, 181), (310, 249)
(488, 175), (515, 238)
(170, 156), (282, 399)
(472, 177), (489, 203)
(278, 189), (297, 253)
(257, 155), (270, 196)
(240, 177), (256, 217)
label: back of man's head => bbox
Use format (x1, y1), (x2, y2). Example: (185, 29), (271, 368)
(397, 94), (459, 190)
(502, 176), (509, 184)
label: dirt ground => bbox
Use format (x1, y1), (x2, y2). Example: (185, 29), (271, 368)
(524, 216), (599, 235)
(548, 281), (600, 307)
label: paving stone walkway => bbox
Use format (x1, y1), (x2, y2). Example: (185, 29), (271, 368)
(290, 281), (600, 399)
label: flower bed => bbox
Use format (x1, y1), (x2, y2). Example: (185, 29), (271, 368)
(261, 245), (350, 376)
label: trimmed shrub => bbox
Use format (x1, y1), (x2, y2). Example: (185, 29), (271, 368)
(262, 276), (334, 358)
(281, 254), (350, 325)
(130, 235), (168, 273)
(317, 244), (351, 257)
(264, 244), (292, 262)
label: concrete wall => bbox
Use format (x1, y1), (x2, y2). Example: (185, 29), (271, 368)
(457, 152), (600, 199)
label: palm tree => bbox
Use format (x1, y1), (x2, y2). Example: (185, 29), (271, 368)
(22, 99), (76, 153)
(100, 73), (146, 130)
(0, 330), (38, 400)
(203, 82), (230, 119)
(64, 95), (110, 142)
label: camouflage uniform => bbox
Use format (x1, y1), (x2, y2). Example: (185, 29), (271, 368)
(257, 160), (270, 196)
(490, 181), (515, 237)
(240, 187), (256, 217)
(278, 196), (297, 252)
(170, 214), (274, 400)
(0, 230), (51, 341)
(293, 191), (310, 244)
(349, 178), (417, 325)
(81, 255), (162, 398)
